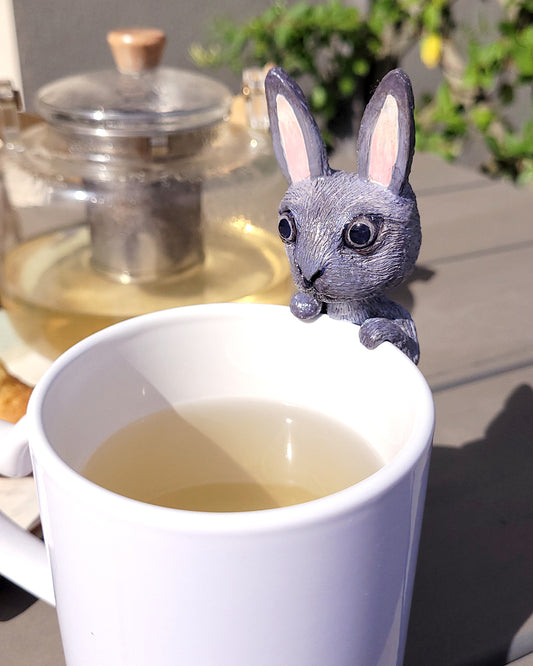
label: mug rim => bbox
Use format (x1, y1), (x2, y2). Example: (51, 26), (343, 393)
(28, 303), (434, 534)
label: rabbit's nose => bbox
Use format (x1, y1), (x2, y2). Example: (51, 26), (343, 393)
(302, 268), (324, 289)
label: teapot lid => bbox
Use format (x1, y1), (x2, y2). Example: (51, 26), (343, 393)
(35, 28), (233, 137)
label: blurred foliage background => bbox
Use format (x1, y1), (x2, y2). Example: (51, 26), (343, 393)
(190, 0), (533, 185)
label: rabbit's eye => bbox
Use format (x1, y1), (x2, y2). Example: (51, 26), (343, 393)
(278, 211), (297, 243)
(343, 216), (379, 250)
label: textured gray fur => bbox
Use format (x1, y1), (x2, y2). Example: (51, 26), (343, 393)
(265, 67), (421, 364)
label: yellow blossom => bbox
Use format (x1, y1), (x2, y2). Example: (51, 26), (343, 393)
(420, 33), (443, 69)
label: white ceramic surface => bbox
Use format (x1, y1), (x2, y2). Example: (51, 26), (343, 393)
(0, 303), (434, 666)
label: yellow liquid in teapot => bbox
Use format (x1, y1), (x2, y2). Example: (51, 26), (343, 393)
(1, 218), (291, 359)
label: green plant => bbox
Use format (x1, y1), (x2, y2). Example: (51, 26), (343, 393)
(190, 0), (533, 184)
(418, 0), (533, 183)
(191, 0), (454, 143)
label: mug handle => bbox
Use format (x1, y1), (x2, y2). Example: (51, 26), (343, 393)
(0, 416), (55, 605)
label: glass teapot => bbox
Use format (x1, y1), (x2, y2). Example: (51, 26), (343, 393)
(0, 29), (289, 359)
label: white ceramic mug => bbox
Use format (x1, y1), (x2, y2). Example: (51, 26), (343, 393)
(0, 304), (434, 666)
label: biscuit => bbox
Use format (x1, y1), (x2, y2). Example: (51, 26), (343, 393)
(0, 362), (33, 423)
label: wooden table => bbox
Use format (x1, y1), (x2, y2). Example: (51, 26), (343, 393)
(1, 152), (533, 665)
(400, 155), (533, 666)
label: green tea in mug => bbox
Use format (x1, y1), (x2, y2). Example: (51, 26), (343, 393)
(82, 398), (383, 512)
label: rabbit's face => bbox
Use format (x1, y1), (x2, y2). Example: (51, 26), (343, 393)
(266, 66), (420, 303)
(279, 172), (420, 301)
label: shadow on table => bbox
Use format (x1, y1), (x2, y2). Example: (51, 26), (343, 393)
(405, 383), (533, 666)
(387, 264), (435, 314)
(0, 576), (38, 620)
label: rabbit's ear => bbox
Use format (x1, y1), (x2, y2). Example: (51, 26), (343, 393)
(357, 69), (415, 195)
(265, 67), (330, 184)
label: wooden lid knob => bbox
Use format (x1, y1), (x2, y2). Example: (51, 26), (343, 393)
(107, 28), (166, 74)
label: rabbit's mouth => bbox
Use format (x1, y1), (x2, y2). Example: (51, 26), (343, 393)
(301, 268), (324, 290)
(299, 280), (374, 303)
(294, 266), (344, 302)
(294, 267), (346, 303)
(293, 263), (325, 292)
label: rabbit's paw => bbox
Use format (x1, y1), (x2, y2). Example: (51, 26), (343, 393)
(359, 318), (420, 364)
(290, 292), (322, 320)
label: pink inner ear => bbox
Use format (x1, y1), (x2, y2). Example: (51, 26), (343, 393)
(368, 94), (399, 188)
(276, 94), (310, 183)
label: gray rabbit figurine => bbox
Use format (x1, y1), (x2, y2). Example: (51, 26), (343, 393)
(265, 67), (421, 364)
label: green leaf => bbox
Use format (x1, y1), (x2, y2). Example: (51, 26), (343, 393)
(421, 5), (443, 34)
(469, 106), (495, 132)
(511, 26), (533, 78)
(338, 75), (356, 97)
(485, 135), (502, 159)
(274, 24), (292, 49)
(352, 59), (370, 76)
(311, 85), (328, 109)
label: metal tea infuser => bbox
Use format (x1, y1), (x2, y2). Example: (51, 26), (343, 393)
(0, 29), (289, 358)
